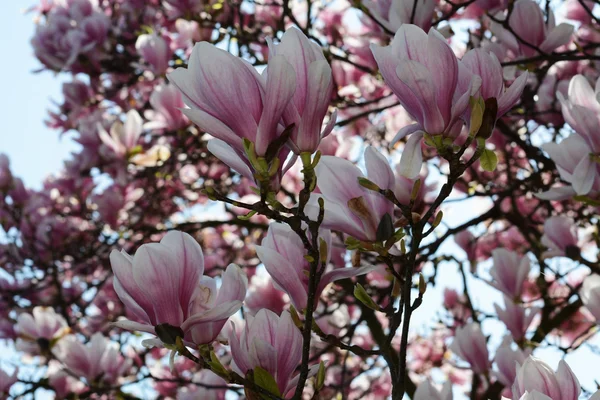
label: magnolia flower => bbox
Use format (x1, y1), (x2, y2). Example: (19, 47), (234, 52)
(494, 297), (539, 341)
(413, 380), (452, 400)
(449, 323), (490, 374)
(15, 306), (69, 355)
(459, 48), (529, 122)
(371, 25), (480, 178)
(490, 0), (574, 58)
(555, 75), (600, 195)
(310, 147), (396, 241)
(489, 249), (530, 299)
(99, 110), (143, 158)
(168, 41), (296, 186)
(229, 310), (317, 397)
(364, 0), (438, 32)
(580, 274), (600, 322)
(56, 333), (131, 385)
(454, 230), (477, 262)
(110, 231), (246, 348)
(512, 356), (580, 400)
(271, 27), (336, 154)
(538, 134), (597, 199)
(494, 339), (530, 387)
(541, 216), (580, 258)
(144, 83), (189, 131)
(136, 33), (172, 75)
(518, 392), (553, 400)
(255, 222), (375, 310)
(371, 25), (479, 138)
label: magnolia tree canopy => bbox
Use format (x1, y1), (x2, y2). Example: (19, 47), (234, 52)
(1, 0), (600, 399)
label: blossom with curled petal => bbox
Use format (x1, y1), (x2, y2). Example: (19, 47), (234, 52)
(110, 231), (246, 347)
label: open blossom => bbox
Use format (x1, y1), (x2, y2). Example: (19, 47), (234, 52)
(555, 75), (600, 195)
(512, 357), (580, 400)
(229, 309), (315, 397)
(494, 339), (530, 387)
(31, 0), (110, 72)
(371, 25), (481, 178)
(15, 306), (69, 354)
(541, 216), (580, 258)
(310, 147), (395, 241)
(580, 274), (600, 322)
(364, 0), (438, 32)
(494, 297), (540, 341)
(414, 380), (452, 400)
(255, 223), (375, 310)
(168, 41), (296, 186)
(490, 0), (574, 58)
(109, 231), (246, 347)
(449, 323), (490, 374)
(371, 25), (479, 139)
(489, 249), (531, 299)
(459, 48), (529, 123)
(144, 84), (189, 131)
(272, 28), (336, 154)
(99, 110), (143, 158)
(56, 333), (131, 386)
(136, 33), (172, 75)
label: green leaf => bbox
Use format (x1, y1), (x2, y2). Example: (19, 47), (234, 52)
(316, 361), (326, 390)
(354, 283), (382, 312)
(480, 149), (498, 172)
(253, 366), (281, 397)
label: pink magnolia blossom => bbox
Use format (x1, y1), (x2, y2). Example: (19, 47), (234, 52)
(449, 323), (490, 374)
(491, 0), (574, 58)
(494, 339), (530, 387)
(229, 309), (316, 397)
(245, 268), (288, 316)
(255, 222), (375, 310)
(414, 380), (452, 400)
(541, 216), (580, 258)
(580, 274), (600, 322)
(109, 231), (246, 347)
(364, 0), (438, 33)
(163, 0), (203, 19)
(99, 110), (143, 159)
(459, 49), (529, 120)
(489, 249), (531, 299)
(454, 230), (477, 262)
(512, 356), (581, 400)
(271, 27), (336, 153)
(168, 40), (296, 185)
(494, 297), (540, 341)
(370, 25), (480, 177)
(0, 367), (17, 396)
(555, 75), (600, 195)
(563, 0), (596, 24)
(371, 25), (479, 138)
(15, 306), (69, 354)
(136, 33), (172, 75)
(31, 0), (110, 72)
(144, 83), (189, 131)
(310, 147), (395, 241)
(176, 370), (227, 400)
(56, 333), (131, 385)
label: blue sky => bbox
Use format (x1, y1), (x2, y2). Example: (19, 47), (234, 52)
(0, 2), (79, 189)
